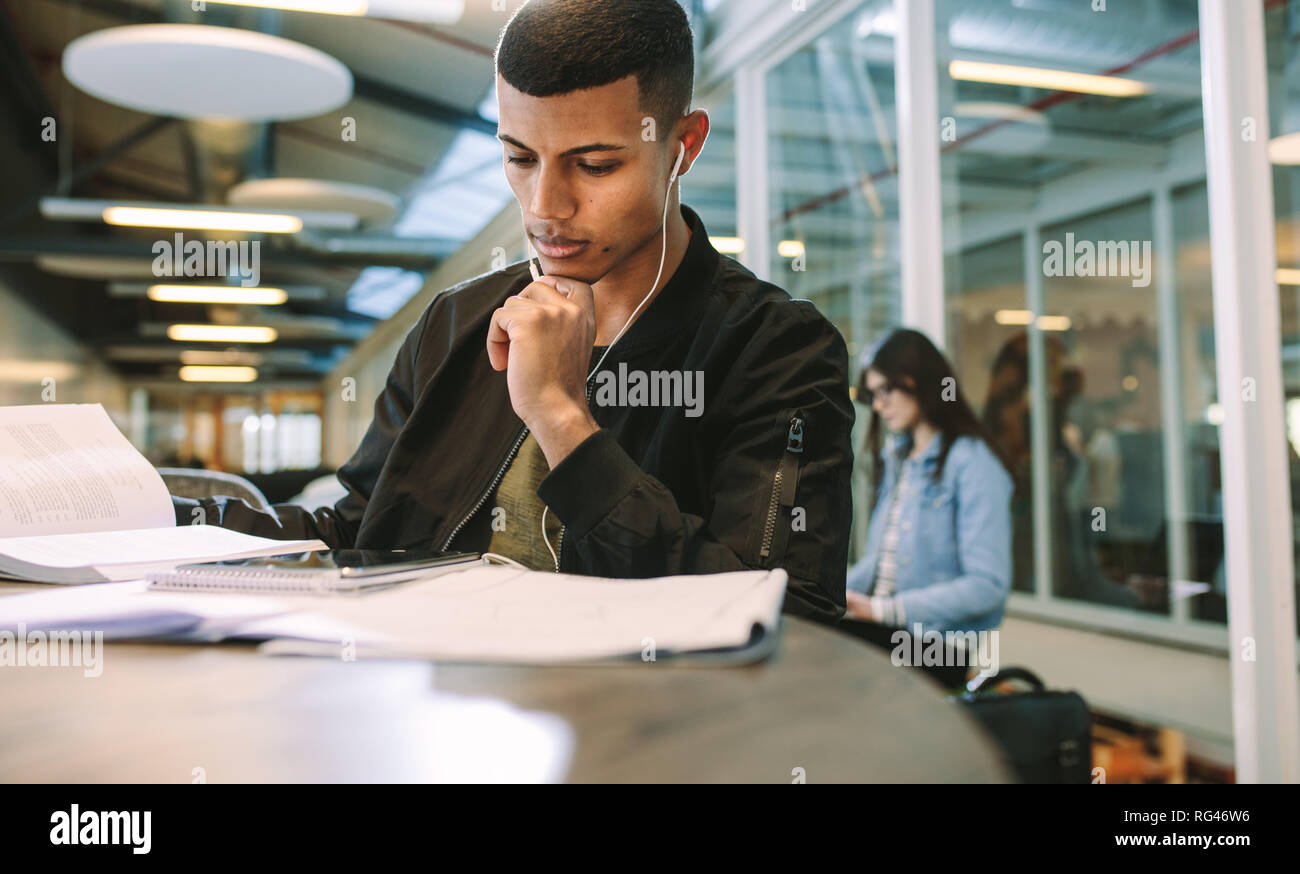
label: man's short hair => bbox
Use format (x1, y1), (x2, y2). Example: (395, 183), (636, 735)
(495, 0), (695, 134)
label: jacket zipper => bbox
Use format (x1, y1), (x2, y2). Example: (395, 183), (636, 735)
(759, 413), (805, 560)
(441, 425), (529, 551)
(450, 358), (601, 565)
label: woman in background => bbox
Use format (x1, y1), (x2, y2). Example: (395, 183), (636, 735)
(847, 329), (1013, 634)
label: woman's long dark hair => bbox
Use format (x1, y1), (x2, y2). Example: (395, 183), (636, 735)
(859, 328), (1009, 499)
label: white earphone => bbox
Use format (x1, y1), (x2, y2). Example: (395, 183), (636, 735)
(525, 141), (687, 568)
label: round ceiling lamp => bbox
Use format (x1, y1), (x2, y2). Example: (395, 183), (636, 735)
(228, 178), (401, 227)
(62, 24), (352, 122)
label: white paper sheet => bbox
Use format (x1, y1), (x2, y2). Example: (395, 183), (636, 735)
(0, 404), (173, 537)
(263, 564), (789, 663)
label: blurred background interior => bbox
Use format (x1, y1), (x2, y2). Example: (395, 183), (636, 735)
(1, 0), (1299, 781)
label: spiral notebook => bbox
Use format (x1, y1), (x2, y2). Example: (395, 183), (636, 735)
(146, 548), (481, 594)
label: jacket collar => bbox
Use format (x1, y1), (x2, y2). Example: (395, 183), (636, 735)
(889, 429), (945, 467)
(605, 203), (720, 352)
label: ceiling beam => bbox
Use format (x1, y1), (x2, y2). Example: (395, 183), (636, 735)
(352, 75), (496, 137)
(0, 1), (57, 130)
(0, 116), (177, 228)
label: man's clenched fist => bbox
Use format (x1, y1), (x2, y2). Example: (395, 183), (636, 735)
(486, 274), (601, 467)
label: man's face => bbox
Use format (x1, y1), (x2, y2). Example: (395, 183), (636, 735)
(496, 74), (673, 285)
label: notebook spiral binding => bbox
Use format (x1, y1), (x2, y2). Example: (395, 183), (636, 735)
(147, 566), (350, 593)
(147, 555), (498, 594)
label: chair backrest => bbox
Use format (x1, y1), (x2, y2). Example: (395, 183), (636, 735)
(157, 468), (273, 513)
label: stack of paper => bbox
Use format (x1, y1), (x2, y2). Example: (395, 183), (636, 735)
(0, 563), (789, 664)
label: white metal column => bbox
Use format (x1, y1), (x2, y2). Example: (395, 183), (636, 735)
(1024, 224), (1053, 601)
(894, 0), (946, 346)
(1198, 0), (1300, 783)
(1153, 186), (1192, 624)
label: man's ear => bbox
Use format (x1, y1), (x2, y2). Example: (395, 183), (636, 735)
(674, 108), (710, 176)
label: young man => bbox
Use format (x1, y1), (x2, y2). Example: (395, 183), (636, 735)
(174, 0), (854, 623)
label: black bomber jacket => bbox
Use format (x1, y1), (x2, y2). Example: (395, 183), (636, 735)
(175, 205), (854, 623)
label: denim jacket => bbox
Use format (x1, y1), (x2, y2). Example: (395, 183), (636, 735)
(847, 432), (1013, 633)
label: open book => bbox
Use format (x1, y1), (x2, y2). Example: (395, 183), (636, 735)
(0, 404), (324, 583)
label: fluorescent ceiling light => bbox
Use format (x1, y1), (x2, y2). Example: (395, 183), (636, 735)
(952, 101), (1049, 125)
(713, 238), (806, 258)
(179, 365), (259, 383)
(206, 0), (367, 13)
(951, 101), (1052, 154)
(36, 255), (157, 279)
(993, 310), (1071, 331)
(949, 60), (1150, 97)
(203, 0), (464, 22)
(111, 282), (324, 302)
(106, 207), (302, 234)
(994, 309), (1034, 325)
(167, 325), (278, 343)
(41, 197), (357, 232)
(180, 350), (265, 366)
(1278, 267), (1300, 284)
(1036, 315), (1072, 331)
(149, 285), (288, 305)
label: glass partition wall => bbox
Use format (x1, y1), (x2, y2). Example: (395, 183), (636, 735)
(699, 0), (1296, 782)
(937, 0), (1217, 638)
(718, 0), (1295, 662)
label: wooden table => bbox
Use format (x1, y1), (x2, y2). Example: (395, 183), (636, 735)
(0, 590), (1011, 782)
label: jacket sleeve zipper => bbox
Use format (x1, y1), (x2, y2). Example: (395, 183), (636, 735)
(759, 413), (805, 560)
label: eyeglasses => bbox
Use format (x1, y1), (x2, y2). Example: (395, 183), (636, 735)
(861, 383), (901, 405)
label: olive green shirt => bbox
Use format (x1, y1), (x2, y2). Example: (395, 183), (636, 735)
(485, 346), (608, 570)
(486, 431), (564, 570)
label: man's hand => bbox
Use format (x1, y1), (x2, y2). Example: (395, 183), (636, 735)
(486, 274), (600, 467)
